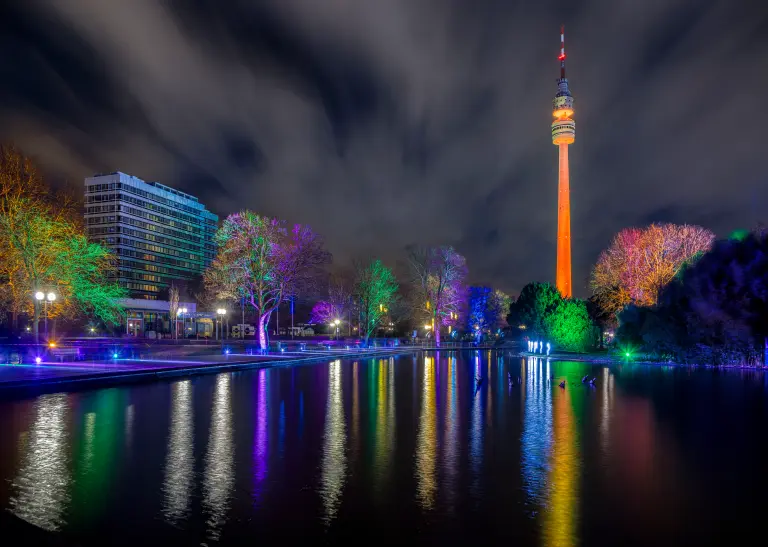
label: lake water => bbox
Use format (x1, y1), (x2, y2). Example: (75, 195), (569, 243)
(1, 351), (766, 546)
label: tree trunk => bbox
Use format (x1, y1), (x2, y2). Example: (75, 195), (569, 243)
(435, 324), (441, 347)
(257, 312), (268, 350)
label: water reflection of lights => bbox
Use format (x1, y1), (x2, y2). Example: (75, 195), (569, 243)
(9, 394), (71, 531)
(415, 355), (437, 509)
(470, 354), (483, 498)
(162, 380), (194, 524)
(125, 404), (135, 449)
(600, 367), (614, 455)
(442, 355), (459, 508)
(253, 369), (269, 500)
(544, 365), (579, 547)
(351, 361), (360, 458)
(82, 412), (96, 475)
(320, 360), (346, 524)
(521, 357), (552, 502)
(203, 374), (234, 542)
(486, 351), (493, 425)
(374, 358), (396, 491)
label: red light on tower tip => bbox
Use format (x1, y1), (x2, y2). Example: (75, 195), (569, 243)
(559, 25), (566, 61)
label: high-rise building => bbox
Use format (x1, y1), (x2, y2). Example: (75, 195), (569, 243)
(84, 172), (218, 300)
(551, 25), (575, 298)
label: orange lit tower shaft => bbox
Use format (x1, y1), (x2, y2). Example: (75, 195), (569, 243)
(552, 25), (575, 298)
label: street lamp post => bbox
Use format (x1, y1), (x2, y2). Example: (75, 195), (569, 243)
(35, 291), (56, 343)
(216, 308), (227, 341)
(333, 319), (341, 340)
(179, 307), (188, 340)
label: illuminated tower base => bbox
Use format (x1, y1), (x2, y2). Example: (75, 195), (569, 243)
(556, 143), (572, 298)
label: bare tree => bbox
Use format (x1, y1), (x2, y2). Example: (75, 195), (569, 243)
(406, 245), (467, 346)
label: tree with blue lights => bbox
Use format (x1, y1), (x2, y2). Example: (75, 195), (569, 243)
(467, 286), (510, 342)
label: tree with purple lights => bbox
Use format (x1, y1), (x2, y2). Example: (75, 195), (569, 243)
(407, 245), (467, 346)
(204, 211), (330, 350)
(310, 272), (352, 331)
(310, 300), (338, 326)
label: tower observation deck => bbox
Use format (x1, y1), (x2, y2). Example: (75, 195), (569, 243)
(552, 25), (575, 298)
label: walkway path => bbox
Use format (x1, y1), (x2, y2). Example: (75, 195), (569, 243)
(0, 347), (418, 393)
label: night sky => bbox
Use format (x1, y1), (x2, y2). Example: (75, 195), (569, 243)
(1, 0), (766, 297)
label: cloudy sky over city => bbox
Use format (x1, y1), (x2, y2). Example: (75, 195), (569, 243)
(2, 0), (766, 295)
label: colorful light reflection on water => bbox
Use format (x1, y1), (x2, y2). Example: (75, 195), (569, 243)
(0, 352), (767, 545)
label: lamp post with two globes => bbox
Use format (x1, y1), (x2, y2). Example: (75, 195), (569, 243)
(34, 290), (56, 345)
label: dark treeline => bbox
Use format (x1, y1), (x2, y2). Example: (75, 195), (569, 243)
(618, 231), (768, 365)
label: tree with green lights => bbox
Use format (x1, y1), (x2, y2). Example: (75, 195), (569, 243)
(353, 259), (398, 345)
(544, 298), (592, 352)
(509, 282), (561, 337)
(0, 146), (125, 339)
(509, 282), (593, 352)
(0, 208), (125, 337)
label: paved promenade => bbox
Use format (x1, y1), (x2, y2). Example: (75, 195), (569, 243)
(0, 347), (418, 393)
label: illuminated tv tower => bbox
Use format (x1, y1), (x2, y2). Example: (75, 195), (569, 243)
(552, 25), (575, 298)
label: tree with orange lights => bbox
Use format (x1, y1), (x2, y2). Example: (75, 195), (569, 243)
(591, 223), (715, 315)
(0, 145), (124, 337)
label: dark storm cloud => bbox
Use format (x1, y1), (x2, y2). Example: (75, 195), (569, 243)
(1, 0), (766, 296)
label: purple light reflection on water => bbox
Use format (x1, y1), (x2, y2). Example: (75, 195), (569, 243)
(298, 391), (304, 439)
(252, 369), (269, 502)
(278, 401), (285, 456)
